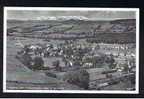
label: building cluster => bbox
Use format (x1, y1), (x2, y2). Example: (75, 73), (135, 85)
(16, 39), (136, 73)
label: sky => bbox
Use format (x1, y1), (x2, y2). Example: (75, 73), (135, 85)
(7, 10), (136, 20)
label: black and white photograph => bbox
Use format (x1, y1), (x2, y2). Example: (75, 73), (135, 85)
(3, 7), (139, 94)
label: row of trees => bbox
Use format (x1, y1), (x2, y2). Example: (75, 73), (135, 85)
(86, 33), (135, 44)
(22, 52), (62, 71)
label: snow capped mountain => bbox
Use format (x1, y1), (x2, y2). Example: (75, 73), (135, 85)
(35, 16), (89, 21)
(36, 16), (57, 20)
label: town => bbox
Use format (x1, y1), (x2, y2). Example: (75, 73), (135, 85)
(15, 38), (136, 90)
(6, 18), (136, 90)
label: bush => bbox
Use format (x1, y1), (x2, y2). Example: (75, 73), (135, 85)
(63, 69), (89, 89)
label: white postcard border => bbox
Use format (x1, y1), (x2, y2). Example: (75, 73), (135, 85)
(3, 7), (139, 94)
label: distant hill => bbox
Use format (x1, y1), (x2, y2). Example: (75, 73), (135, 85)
(7, 19), (136, 43)
(110, 19), (136, 24)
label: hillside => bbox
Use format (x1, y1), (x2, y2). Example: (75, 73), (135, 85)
(7, 19), (136, 43)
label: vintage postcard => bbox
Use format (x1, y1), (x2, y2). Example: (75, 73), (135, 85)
(3, 7), (139, 93)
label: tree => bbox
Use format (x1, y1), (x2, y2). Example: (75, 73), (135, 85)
(63, 69), (89, 89)
(106, 54), (116, 69)
(122, 63), (129, 73)
(32, 56), (44, 70)
(23, 45), (31, 53)
(22, 53), (32, 66)
(109, 63), (116, 69)
(52, 60), (61, 71)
